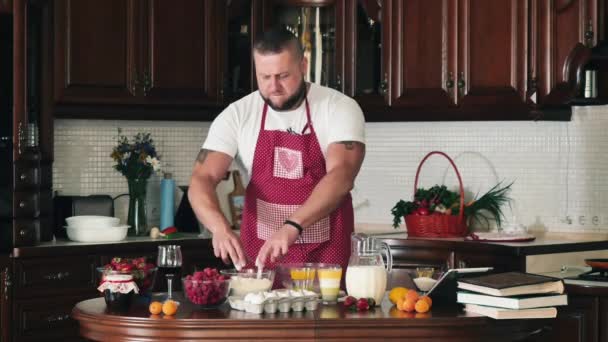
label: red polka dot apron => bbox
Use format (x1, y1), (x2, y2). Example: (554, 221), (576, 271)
(240, 98), (354, 287)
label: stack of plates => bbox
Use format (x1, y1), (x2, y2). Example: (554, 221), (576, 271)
(64, 215), (129, 242)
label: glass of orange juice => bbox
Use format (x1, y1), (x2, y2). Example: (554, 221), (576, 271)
(317, 264), (342, 304)
(289, 265), (316, 291)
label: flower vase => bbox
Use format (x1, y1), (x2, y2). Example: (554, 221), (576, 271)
(127, 178), (148, 236)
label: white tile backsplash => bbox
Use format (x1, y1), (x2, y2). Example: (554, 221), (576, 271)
(53, 105), (608, 233)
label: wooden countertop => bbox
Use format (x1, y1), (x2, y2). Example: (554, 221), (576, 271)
(72, 296), (552, 341)
(378, 231), (608, 255)
(11, 233), (208, 258)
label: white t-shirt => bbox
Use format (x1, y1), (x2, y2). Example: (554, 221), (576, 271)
(202, 83), (365, 181)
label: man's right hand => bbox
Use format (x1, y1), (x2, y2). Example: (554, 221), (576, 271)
(211, 227), (247, 268)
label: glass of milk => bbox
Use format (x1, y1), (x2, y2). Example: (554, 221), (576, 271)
(317, 264), (342, 304)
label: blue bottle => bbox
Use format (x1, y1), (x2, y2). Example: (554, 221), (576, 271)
(160, 172), (175, 231)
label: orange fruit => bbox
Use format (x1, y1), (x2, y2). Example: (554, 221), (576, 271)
(414, 299), (430, 313)
(405, 290), (419, 302)
(149, 301), (162, 315)
(396, 298), (406, 311)
(419, 295), (432, 307)
(388, 287), (409, 304)
(403, 299), (416, 312)
(162, 300), (178, 316)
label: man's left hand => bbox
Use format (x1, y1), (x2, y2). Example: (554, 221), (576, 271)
(256, 224), (301, 266)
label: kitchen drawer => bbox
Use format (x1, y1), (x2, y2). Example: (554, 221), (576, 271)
(13, 294), (94, 342)
(391, 246), (453, 270)
(453, 252), (521, 272)
(10, 219), (40, 247)
(13, 191), (40, 218)
(13, 256), (96, 298)
(13, 163), (41, 190)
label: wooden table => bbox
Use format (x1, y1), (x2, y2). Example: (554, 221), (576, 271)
(72, 294), (553, 341)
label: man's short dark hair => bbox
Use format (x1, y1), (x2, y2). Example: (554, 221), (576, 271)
(253, 27), (304, 60)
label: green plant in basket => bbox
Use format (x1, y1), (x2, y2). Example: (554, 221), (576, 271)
(391, 182), (513, 229)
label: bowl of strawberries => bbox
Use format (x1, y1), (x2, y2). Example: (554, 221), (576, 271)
(98, 257), (157, 294)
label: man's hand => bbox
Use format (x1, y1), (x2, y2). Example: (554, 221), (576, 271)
(256, 225), (300, 267)
(212, 227), (247, 268)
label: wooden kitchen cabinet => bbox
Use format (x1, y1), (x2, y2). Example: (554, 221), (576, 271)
(388, 0), (455, 110)
(53, 0), (138, 105)
(0, 257), (10, 342)
(549, 296), (599, 342)
(534, 0), (598, 107)
(54, 0), (221, 108)
(0, 0), (11, 13)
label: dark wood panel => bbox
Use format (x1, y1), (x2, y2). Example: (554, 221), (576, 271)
(390, 0), (455, 108)
(458, 0), (528, 107)
(14, 294), (94, 342)
(549, 296), (599, 342)
(53, 0), (138, 104)
(142, 0), (220, 104)
(0, 0), (12, 14)
(0, 257), (10, 342)
(13, 256), (96, 298)
(537, 0), (595, 105)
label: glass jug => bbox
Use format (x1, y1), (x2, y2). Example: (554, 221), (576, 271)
(345, 233), (393, 305)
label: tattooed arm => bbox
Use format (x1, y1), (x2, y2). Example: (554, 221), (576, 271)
(256, 141), (365, 265)
(189, 149), (246, 267)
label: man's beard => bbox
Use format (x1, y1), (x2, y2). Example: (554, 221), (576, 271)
(262, 80), (307, 111)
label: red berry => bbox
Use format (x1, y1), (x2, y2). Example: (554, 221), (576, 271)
(344, 296), (357, 307)
(356, 298), (369, 311)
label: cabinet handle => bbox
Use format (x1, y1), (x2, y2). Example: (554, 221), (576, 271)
(585, 20), (594, 47)
(142, 71), (151, 96)
(379, 73), (388, 95)
(333, 74), (342, 91)
(19, 201), (26, 209)
(46, 314), (70, 323)
(17, 122), (24, 155)
(43, 271), (71, 281)
(19, 173), (27, 181)
(3, 267), (10, 301)
(19, 229), (27, 237)
(457, 71), (466, 97)
(131, 70), (141, 96)
(446, 72), (454, 89)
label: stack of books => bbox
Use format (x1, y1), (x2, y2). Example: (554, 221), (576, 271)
(456, 272), (567, 319)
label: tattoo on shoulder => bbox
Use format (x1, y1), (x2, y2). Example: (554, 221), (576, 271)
(196, 149), (212, 163)
(338, 141), (360, 150)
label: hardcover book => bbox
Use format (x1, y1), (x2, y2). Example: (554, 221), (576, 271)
(457, 272), (565, 297)
(457, 291), (567, 309)
(464, 303), (558, 320)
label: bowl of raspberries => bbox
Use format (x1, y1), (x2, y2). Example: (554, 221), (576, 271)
(182, 267), (230, 309)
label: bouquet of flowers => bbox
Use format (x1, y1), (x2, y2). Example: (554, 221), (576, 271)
(110, 130), (161, 180)
(110, 129), (161, 236)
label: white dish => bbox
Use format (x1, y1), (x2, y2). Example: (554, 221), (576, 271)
(66, 215), (120, 229)
(65, 225), (129, 242)
(413, 277), (438, 292)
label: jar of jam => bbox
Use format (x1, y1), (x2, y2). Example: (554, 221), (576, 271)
(97, 273), (139, 311)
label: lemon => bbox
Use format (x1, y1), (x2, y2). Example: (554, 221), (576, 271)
(388, 287), (409, 304)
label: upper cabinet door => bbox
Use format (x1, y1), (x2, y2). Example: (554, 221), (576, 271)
(390, 0), (456, 108)
(345, 0), (390, 107)
(54, 0), (139, 104)
(457, 0), (528, 109)
(536, 0), (597, 106)
(141, 0), (220, 105)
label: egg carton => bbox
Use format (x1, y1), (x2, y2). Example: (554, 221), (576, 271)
(228, 290), (320, 314)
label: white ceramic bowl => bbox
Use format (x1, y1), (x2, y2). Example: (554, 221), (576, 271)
(65, 216), (120, 229)
(413, 277), (438, 292)
(65, 225), (129, 242)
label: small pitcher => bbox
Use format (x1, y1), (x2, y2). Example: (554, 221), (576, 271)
(345, 233), (393, 305)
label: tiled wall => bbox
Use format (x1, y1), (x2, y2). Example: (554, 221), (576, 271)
(53, 105), (608, 233)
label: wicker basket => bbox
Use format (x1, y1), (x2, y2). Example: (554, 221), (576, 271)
(404, 151), (468, 238)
